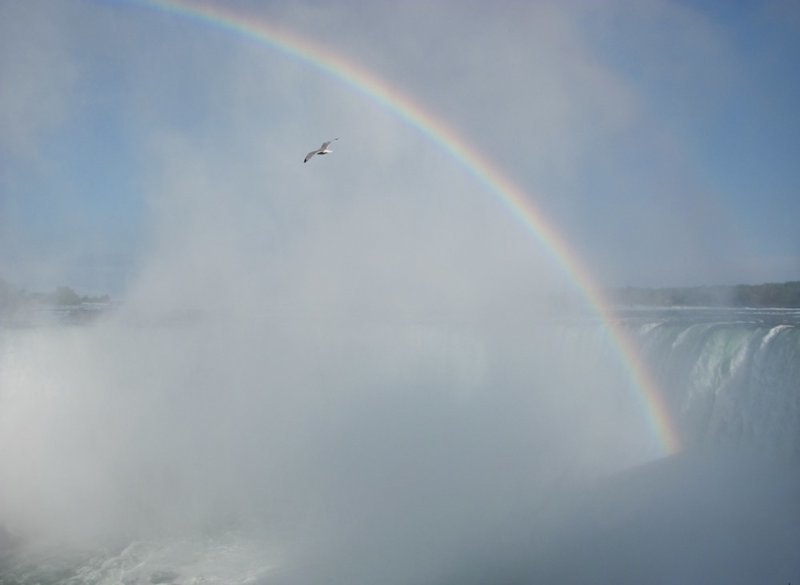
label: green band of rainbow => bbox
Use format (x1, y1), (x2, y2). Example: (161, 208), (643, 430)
(128, 0), (681, 456)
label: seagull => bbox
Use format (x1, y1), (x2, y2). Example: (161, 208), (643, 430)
(304, 138), (339, 163)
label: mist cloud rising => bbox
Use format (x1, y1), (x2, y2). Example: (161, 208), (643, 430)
(0, 86), (658, 577)
(0, 57), (658, 580)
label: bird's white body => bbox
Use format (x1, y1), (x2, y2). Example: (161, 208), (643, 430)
(304, 138), (339, 163)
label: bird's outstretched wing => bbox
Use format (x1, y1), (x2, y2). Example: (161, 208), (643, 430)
(304, 138), (339, 163)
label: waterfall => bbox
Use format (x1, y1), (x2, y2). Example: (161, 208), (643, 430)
(624, 309), (800, 457)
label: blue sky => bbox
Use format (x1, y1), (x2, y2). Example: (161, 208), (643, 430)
(1, 0), (798, 296)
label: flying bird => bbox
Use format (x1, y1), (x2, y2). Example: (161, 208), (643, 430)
(304, 138), (339, 163)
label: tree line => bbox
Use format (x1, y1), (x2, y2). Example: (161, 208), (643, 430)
(611, 281), (800, 308)
(0, 278), (110, 315)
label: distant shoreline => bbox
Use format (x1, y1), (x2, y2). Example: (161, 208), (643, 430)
(609, 281), (800, 308)
(1, 279), (111, 322)
(4, 279), (800, 316)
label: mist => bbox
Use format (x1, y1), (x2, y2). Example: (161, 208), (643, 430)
(0, 112), (660, 580)
(1, 1), (799, 584)
(0, 78), (662, 579)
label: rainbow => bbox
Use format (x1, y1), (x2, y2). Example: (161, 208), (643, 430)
(128, 0), (681, 455)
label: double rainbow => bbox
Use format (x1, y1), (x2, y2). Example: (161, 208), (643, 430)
(129, 0), (681, 456)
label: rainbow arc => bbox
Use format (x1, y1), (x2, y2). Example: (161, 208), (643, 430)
(132, 0), (681, 456)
